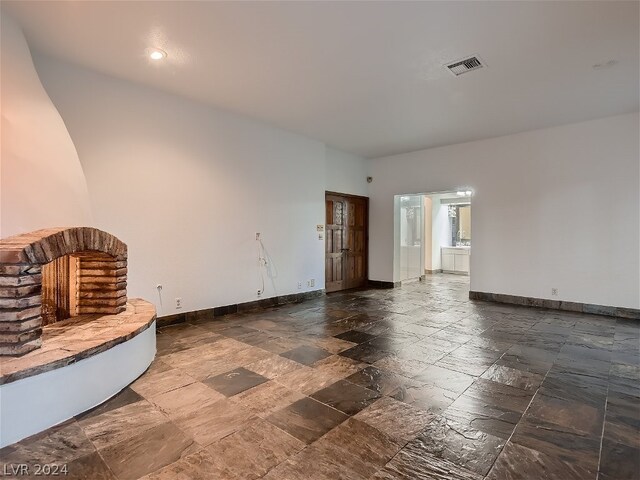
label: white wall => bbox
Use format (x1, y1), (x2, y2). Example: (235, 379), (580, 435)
(325, 147), (368, 197)
(369, 113), (640, 309)
(33, 55), (365, 316)
(0, 14), (91, 237)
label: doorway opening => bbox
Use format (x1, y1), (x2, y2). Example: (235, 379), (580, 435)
(325, 192), (369, 293)
(394, 190), (472, 283)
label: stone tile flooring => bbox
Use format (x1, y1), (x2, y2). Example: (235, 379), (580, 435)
(2, 274), (639, 479)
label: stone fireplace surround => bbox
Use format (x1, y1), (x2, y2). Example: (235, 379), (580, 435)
(0, 227), (128, 355)
(0, 227), (156, 447)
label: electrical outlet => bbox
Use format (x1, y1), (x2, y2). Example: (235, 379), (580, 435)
(551, 288), (558, 296)
(175, 297), (182, 309)
(255, 232), (261, 240)
(310, 279), (315, 287)
(156, 284), (162, 290)
(297, 282), (302, 290)
(257, 289), (262, 296)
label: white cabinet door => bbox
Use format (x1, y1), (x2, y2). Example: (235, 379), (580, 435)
(442, 253), (455, 271)
(454, 254), (470, 273)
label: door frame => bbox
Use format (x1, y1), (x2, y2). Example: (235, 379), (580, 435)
(325, 191), (369, 292)
(394, 189), (473, 283)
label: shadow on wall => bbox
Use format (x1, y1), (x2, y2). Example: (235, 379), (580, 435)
(0, 13), (92, 238)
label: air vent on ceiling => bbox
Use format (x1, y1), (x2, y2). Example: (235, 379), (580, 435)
(445, 55), (484, 76)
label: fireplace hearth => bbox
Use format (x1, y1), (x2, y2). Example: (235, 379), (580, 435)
(0, 227), (157, 448)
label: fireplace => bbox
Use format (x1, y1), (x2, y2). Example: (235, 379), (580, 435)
(0, 227), (128, 355)
(0, 227), (156, 448)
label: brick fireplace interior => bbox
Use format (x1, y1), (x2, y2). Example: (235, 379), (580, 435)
(41, 252), (127, 325)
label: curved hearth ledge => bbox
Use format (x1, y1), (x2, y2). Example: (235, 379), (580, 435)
(0, 299), (156, 448)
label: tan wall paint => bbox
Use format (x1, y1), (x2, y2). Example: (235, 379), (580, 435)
(459, 206), (471, 240)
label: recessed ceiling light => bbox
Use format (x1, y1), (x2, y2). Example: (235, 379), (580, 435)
(149, 49), (167, 61)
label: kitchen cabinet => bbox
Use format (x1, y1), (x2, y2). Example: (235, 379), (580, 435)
(441, 247), (470, 274)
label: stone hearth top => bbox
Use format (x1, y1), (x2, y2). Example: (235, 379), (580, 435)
(0, 299), (155, 385)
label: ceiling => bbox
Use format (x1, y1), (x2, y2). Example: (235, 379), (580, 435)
(3, 1), (639, 158)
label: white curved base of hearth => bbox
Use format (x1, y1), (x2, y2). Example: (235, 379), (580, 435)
(0, 321), (156, 448)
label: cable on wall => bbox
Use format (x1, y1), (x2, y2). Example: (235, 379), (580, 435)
(256, 235), (267, 296)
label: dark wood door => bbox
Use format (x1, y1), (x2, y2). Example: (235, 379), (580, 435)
(325, 192), (368, 292)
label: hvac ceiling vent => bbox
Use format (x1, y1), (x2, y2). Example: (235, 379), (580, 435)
(445, 55), (484, 76)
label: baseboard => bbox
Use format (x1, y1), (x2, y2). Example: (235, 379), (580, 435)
(156, 290), (325, 328)
(400, 276), (425, 285)
(469, 290), (640, 320)
(425, 269), (443, 274)
(442, 270), (469, 276)
(367, 280), (401, 289)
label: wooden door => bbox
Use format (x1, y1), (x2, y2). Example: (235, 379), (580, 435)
(325, 192), (368, 292)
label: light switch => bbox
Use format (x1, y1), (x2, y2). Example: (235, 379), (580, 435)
(316, 225), (324, 232)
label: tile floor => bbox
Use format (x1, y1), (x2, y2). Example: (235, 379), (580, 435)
(1, 275), (639, 479)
